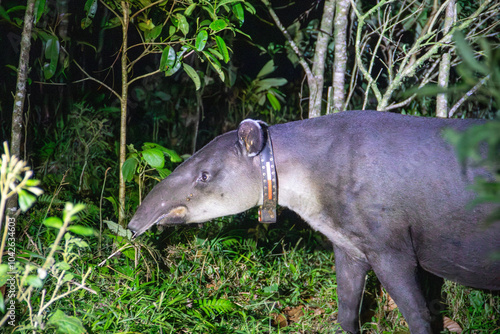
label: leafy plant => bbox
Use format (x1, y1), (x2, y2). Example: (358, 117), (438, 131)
(0, 142), (94, 333)
(237, 59), (288, 123)
(122, 142), (182, 202)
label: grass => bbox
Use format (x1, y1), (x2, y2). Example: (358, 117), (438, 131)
(4, 207), (500, 333)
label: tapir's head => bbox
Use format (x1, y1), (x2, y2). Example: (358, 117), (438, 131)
(127, 119), (269, 237)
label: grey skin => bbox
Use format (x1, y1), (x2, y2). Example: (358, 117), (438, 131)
(128, 110), (500, 334)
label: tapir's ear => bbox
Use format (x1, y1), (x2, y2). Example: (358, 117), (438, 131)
(237, 119), (266, 157)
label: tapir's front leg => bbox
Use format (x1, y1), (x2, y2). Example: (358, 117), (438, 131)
(370, 253), (432, 334)
(334, 245), (371, 334)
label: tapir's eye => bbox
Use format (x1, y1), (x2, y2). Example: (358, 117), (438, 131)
(198, 171), (210, 183)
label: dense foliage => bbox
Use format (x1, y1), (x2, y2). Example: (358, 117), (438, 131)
(0, 0), (499, 333)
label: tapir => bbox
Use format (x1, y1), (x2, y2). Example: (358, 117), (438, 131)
(128, 110), (500, 334)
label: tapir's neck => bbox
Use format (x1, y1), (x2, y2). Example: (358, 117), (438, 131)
(267, 122), (368, 261)
(269, 125), (325, 221)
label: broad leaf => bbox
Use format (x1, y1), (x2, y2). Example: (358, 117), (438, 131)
(176, 14), (189, 36)
(44, 36), (60, 79)
(215, 36), (230, 63)
(232, 3), (244, 25)
(185, 3), (197, 16)
(67, 225), (94, 236)
(104, 220), (133, 239)
(267, 92), (281, 111)
(47, 309), (87, 334)
(146, 25), (163, 41)
(160, 46), (176, 72)
(454, 31), (489, 75)
(257, 60), (276, 78)
(122, 158), (138, 182)
(143, 143), (183, 162)
(18, 189), (37, 212)
(195, 30), (208, 51)
(44, 217), (63, 229)
(210, 19), (228, 32)
(203, 51), (225, 81)
(142, 148), (165, 169)
(26, 275), (43, 288)
(34, 0), (46, 24)
(183, 63), (201, 90)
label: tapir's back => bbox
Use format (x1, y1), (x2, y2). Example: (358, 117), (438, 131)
(271, 110), (499, 289)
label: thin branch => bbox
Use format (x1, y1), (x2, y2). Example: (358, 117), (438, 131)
(260, 0), (314, 84)
(350, 0), (393, 105)
(99, 0), (123, 25)
(130, 0), (167, 20)
(385, 59), (440, 111)
(73, 60), (122, 101)
(128, 68), (162, 85)
(449, 75), (490, 117)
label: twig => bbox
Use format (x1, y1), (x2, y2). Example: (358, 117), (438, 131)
(449, 75), (490, 117)
(260, 0), (315, 85)
(73, 60), (122, 101)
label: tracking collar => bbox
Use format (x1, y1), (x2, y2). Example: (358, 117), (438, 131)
(258, 124), (278, 223)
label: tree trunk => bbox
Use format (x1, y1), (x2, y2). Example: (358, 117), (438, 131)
(330, 0), (350, 113)
(309, 0), (335, 118)
(7, 0), (36, 215)
(436, 0), (456, 118)
(118, 1), (130, 227)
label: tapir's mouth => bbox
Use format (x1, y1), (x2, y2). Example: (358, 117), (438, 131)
(129, 205), (188, 238)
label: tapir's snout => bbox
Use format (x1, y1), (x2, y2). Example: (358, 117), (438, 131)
(127, 205), (188, 237)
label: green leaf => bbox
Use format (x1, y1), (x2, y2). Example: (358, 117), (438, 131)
(0, 264), (9, 287)
(122, 158), (138, 182)
(160, 46), (176, 72)
(67, 225), (94, 236)
(70, 203), (86, 215)
(47, 309), (87, 334)
(104, 220), (133, 239)
(185, 3), (197, 16)
(244, 2), (256, 15)
(267, 92), (281, 111)
(232, 3), (244, 24)
(165, 58), (182, 76)
(146, 25), (163, 41)
(176, 14), (189, 36)
(27, 186), (44, 196)
(44, 36), (60, 80)
(216, 0), (243, 10)
(258, 77), (288, 88)
(26, 275), (43, 288)
(0, 289), (4, 313)
(210, 19), (228, 32)
(44, 217), (63, 229)
(203, 51), (225, 81)
(142, 148), (165, 169)
(257, 60), (276, 78)
(26, 178), (41, 186)
(138, 21), (154, 31)
(208, 47), (223, 60)
(454, 31), (489, 75)
(34, 0), (46, 24)
(215, 36), (230, 63)
(183, 63), (201, 90)
(18, 189), (37, 212)
(143, 143), (183, 162)
(195, 30), (208, 51)
(157, 168), (172, 179)
(62, 273), (74, 283)
(71, 238), (89, 248)
(56, 261), (71, 271)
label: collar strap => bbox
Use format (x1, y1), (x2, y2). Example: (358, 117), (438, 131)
(258, 124), (278, 223)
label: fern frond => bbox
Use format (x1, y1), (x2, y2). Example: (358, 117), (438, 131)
(194, 298), (235, 317)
